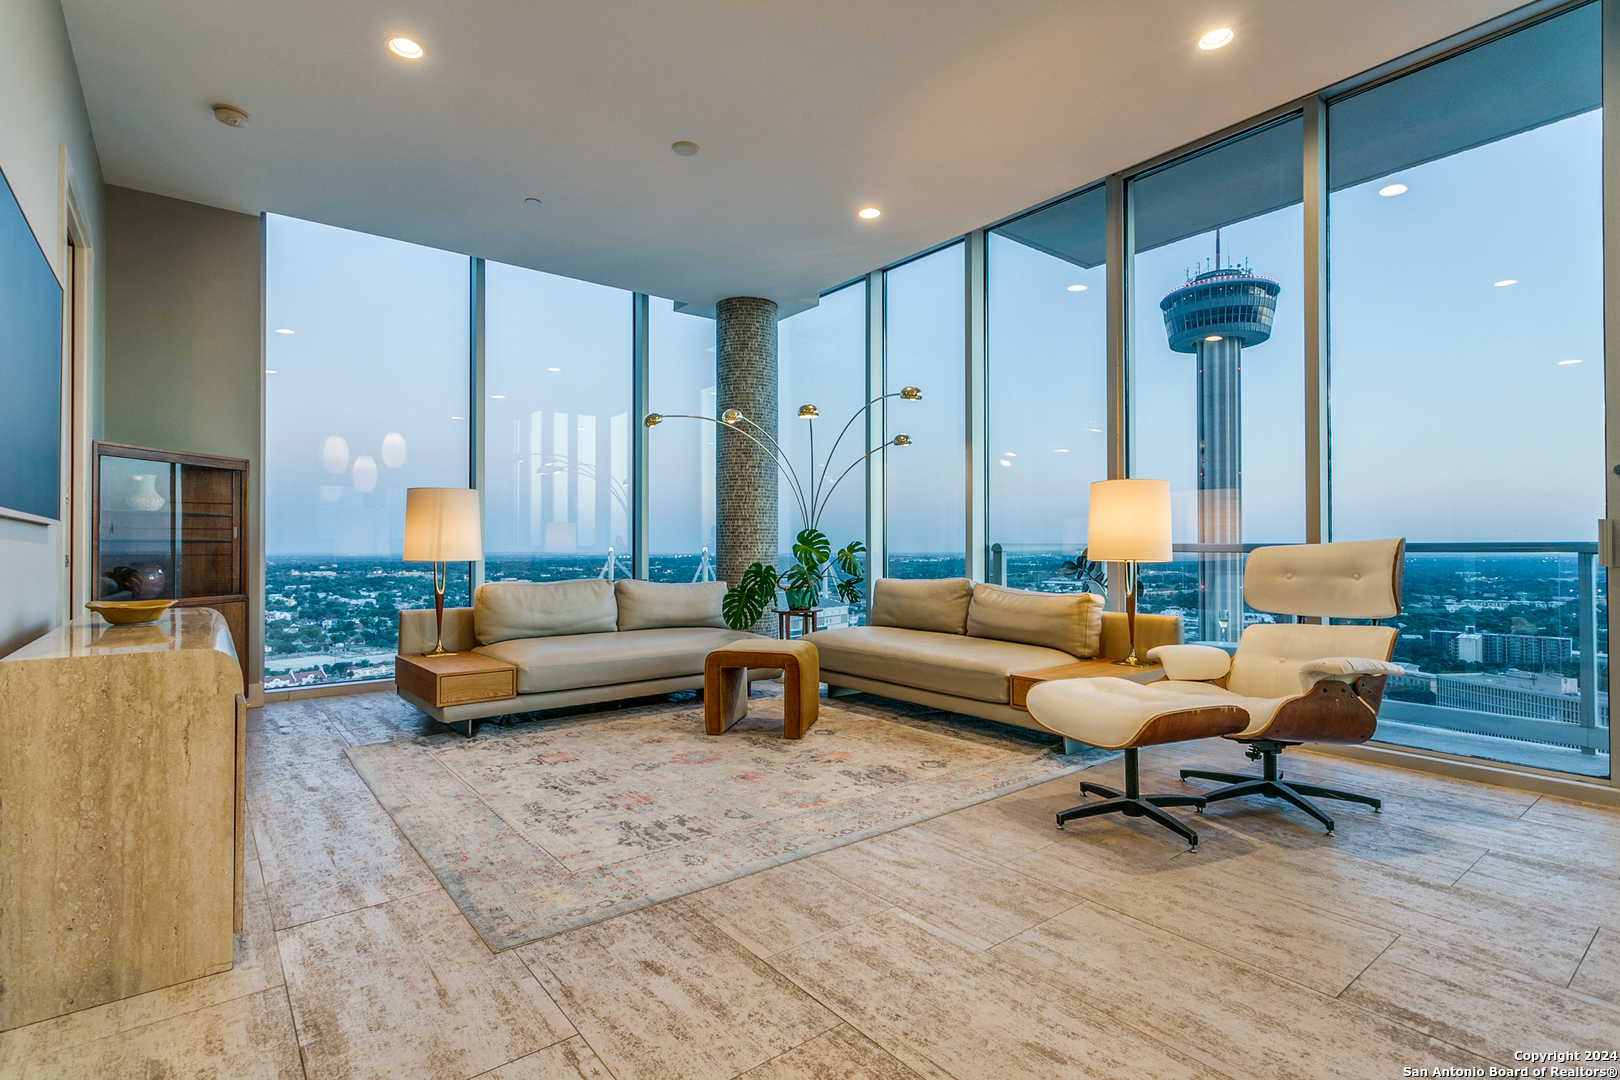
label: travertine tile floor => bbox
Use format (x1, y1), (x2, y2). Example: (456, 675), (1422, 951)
(3, 689), (1618, 1079)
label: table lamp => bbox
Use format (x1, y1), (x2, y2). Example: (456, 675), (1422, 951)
(403, 487), (483, 656)
(1088, 478), (1172, 668)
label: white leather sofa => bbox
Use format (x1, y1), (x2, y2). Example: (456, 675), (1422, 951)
(804, 578), (1182, 732)
(397, 578), (772, 728)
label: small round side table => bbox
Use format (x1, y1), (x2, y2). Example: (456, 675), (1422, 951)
(773, 607), (822, 640)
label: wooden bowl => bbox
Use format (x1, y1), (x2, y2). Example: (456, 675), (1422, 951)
(86, 600), (175, 625)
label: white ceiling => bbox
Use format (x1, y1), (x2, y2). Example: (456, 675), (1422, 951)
(62, 0), (1523, 316)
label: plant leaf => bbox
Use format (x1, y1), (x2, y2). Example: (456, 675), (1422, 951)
(835, 540), (866, 579)
(792, 528), (831, 571)
(722, 562), (776, 629)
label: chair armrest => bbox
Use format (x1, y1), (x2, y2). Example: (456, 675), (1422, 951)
(1146, 644), (1232, 682)
(1296, 657), (1405, 693)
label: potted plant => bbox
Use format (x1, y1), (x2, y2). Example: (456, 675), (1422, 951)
(722, 529), (865, 631)
(1057, 548), (1109, 595)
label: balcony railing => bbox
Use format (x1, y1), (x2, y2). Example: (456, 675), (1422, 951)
(989, 540), (1608, 775)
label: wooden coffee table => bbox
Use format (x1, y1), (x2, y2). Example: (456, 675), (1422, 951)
(1009, 658), (1164, 712)
(704, 640), (820, 739)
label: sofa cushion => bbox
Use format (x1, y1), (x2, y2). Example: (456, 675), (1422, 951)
(474, 579), (617, 645)
(965, 584), (1103, 659)
(805, 625), (1078, 704)
(614, 579), (728, 631)
(868, 577), (974, 635)
(473, 626), (760, 694)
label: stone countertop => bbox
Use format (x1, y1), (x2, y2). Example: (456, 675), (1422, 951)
(1, 607), (238, 664)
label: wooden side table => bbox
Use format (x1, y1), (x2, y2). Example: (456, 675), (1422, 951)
(774, 607), (821, 640)
(1008, 658), (1164, 712)
(395, 652), (518, 736)
(704, 641), (820, 739)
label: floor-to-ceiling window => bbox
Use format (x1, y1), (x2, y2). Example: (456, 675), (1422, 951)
(987, 186), (1108, 592)
(780, 281), (867, 622)
(646, 297), (716, 582)
(483, 263), (633, 583)
(884, 243), (965, 579)
(1327, 3), (1607, 776)
(263, 214), (471, 688)
(1129, 117), (1306, 643)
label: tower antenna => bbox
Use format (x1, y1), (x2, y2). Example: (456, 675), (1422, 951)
(1215, 228), (1221, 271)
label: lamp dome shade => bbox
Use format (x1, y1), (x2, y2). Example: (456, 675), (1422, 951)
(403, 488), (483, 562)
(1087, 479), (1172, 562)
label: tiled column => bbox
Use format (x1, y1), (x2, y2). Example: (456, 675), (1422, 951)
(715, 297), (778, 630)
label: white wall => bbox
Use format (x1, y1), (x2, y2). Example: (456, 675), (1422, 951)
(0, 0), (103, 656)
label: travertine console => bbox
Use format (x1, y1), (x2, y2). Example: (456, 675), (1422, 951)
(0, 609), (245, 1030)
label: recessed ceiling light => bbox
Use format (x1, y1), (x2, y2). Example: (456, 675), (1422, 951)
(858, 207), (881, 220)
(1198, 28), (1234, 50)
(547, 366), (561, 372)
(1205, 334), (1224, 341)
(1067, 284), (1088, 292)
(671, 141), (699, 156)
(274, 328), (294, 334)
(451, 415), (465, 420)
(1378, 183), (1408, 197)
(386, 36), (424, 59)
(1088, 428), (1102, 433)
(491, 394), (505, 399)
(1494, 279), (1518, 287)
(1559, 358), (1583, 365)
(524, 197), (541, 206)
(264, 369), (277, 374)
(1054, 448), (1069, 452)
(998, 459), (1012, 467)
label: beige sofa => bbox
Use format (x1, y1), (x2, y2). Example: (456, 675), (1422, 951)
(397, 578), (772, 728)
(804, 578), (1181, 732)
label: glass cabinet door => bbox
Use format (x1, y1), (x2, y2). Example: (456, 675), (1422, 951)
(97, 456), (178, 600)
(96, 454), (244, 601)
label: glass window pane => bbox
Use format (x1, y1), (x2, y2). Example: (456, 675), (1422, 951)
(647, 297), (716, 582)
(780, 282), (868, 623)
(264, 214), (470, 688)
(1328, 4), (1606, 777)
(1129, 117), (1306, 643)
(885, 243), (965, 579)
(987, 187), (1107, 590)
(483, 263), (632, 583)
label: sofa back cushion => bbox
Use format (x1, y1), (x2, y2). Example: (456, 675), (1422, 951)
(474, 579), (618, 645)
(965, 583), (1104, 659)
(869, 577), (974, 635)
(614, 579), (729, 631)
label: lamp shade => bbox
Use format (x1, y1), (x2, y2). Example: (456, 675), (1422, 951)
(403, 488), (483, 562)
(1088, 479), (1172, 563)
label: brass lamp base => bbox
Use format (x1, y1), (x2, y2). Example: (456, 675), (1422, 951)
(1112, 654), (1155, 668)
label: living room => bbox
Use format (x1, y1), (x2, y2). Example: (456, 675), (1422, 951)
(1, 0), (1617, 1077)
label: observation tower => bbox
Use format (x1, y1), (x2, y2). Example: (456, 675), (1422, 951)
(1158, 246), (1280, 643)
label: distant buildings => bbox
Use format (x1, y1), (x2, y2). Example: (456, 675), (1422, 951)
(1435, 669), (1607, 727)
(1429, 627), (1572, 666)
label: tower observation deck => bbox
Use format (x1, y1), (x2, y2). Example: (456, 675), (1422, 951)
(1159, 263), (1281, 643)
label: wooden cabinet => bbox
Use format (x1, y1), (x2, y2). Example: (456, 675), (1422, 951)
(0, 610), (244, 1030)
(91, 442), (249, 687)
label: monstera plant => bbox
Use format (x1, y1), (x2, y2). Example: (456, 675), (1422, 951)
(1057, 548), (1109, 595)
(721, 529), (866, 630)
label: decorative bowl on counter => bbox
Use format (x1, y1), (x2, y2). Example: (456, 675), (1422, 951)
(86, 599), (175, 625)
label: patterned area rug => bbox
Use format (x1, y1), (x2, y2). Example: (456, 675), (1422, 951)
(347, 690), (1115, 951)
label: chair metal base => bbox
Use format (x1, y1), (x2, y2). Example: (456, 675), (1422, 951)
(1180, 740), (1382, 834)
(1056, 749), (1206, 851)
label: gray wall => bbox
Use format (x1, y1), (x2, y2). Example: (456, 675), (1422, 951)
(0, 0), (104, 657)
(102, 186), (263, 688)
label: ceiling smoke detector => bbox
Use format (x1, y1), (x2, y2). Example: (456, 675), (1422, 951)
(213, 104), (248, 128)
(671, 141), (700, 157)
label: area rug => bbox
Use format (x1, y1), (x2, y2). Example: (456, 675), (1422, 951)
(346, 691), (1115, 951)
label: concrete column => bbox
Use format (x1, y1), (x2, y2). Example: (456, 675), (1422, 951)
(715, 297), (778, 622)
(1195, 335), (1243, 643)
